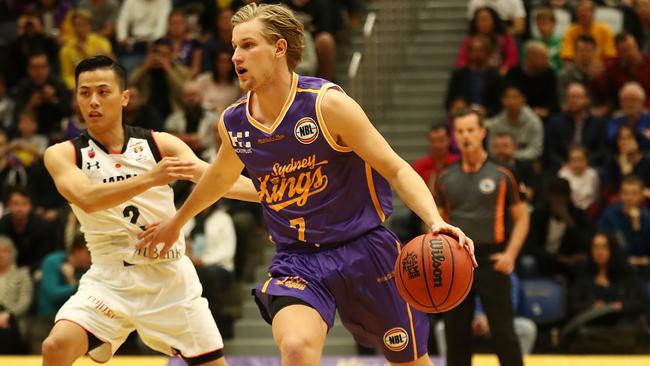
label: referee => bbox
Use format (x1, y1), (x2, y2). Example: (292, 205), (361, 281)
(435, 108), (530, 366)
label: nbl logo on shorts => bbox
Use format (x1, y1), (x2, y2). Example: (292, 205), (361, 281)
(294, 118), (319, 144)
(383, 327), (409, 352)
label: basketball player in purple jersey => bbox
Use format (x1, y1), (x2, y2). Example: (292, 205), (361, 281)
(140, 4), (477, 365)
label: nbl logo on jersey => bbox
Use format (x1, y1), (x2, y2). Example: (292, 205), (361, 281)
(294, 118), (319, 144)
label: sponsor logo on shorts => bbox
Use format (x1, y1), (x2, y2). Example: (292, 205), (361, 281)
(276, 276), (308, 291)
(383, 327), (409, 352)
(87, 295), (116, 319)
(294, 118), (319, 144)
(401, 252), (420, 280)
(429, 238), (445, 288)
(479, 178), (496, 194)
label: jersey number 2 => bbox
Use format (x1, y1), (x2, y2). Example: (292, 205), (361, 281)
(123, 205), (140, 225)
(289, 217), (306, 242)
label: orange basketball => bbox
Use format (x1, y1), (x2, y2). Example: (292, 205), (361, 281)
(394, 233), (474, 313)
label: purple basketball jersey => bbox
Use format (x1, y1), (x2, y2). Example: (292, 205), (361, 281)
(223, 74), (392, 247)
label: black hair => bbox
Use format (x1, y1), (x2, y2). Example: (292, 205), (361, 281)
(5, 186), (31, 205)
(615, 31), (635, 45)
(69, 233), (87, 253)
(586, 232), (628, 282)
(576, 34), (596, 47)
(74, 55), (126, 90)
(452, 106), (485, 128)
(469, 6), (506, 36)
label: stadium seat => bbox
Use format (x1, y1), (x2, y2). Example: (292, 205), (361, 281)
(520, 277), (567, 325)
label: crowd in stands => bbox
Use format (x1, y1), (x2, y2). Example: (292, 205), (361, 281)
(410, 0), (650, 354)
(0, 0), (363, 356)
(1, 0), (649, 358)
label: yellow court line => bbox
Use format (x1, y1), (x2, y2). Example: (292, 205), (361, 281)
(2, 354), (650, 366)
(0, 356), (169, 366)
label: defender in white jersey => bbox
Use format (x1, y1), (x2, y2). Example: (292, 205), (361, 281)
(41, 56), (258, 366)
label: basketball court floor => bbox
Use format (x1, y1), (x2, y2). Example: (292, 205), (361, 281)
(2, 355), (649, 366)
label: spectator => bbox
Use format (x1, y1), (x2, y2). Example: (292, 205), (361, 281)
(0, 236), (33, 355)
(400, 124), (460, 240)
(0, 129), (28, 202)
(36, 236), (90, 316)
(77, 0), (119, 40)
(435, 273), (537, 356)
(602, 125), (650, 200)
(29, 235), (90, 354)
(506, 41), (559, 119)
(595, 32), (650, 111)
(557, 35), (605, 105)
(457, 7), (518, 75)
(165, 81), (216, 154)
(560, 0), (617, 63)
(185, 203), (237, 338)
(165, 10), (202, 78)
(523, 8), (562, 71)
(37, 0), (75, 41)
(545, 82), (607, 171)
(0, 187), (61, 274)
(294, 14), (318, 76)
(487, 85), (544, 161)
(10, 111), (48, 168)
(436, 108), (529, 366)
(467, 0), (527, 37)
(635, 0), (650, 52)
(279, 0), (337, 80)
(490, 131), (541, 203)
(122, 85), (164, 131)
(523, 177), (594, 279)
(195, 49), (241, 115)
(606, 82), (650, 150)
(129, 38), (191, 120)
(599, 175), (650, 268)
(202, 8), (235, 73)
(116, 0), (171, 44)
(115, 0), (172, 73)
(446, 34), (504, 117)
(27, 157), (67, 224)
(559, 146), (601, 211)
(412, 124), (459, 191)
(59, 99), (86, 140)
(4, 14), (59, 89)
(567, 233), (646, 344)
(11, 52), (71, 140)
(0, 75), (14, 130)
(59, 9), (113, 90)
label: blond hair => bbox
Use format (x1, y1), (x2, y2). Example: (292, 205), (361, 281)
(232, 3), (304, 71)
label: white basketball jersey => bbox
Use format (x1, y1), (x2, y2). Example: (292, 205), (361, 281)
(69, 125), (184, 265)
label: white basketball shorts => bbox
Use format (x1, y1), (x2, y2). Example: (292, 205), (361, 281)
(55, 255), (223, 363)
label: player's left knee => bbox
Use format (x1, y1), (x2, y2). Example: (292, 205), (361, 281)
(42, 335), (72, 360)
(279, 335), (318, 362)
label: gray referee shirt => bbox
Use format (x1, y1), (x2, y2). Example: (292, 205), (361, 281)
(435, 158), (522, 245)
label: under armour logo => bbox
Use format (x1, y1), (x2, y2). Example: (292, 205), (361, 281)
(86, 161), (100, 170)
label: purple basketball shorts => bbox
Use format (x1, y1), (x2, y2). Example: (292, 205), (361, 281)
(253, 226), (429, 363)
